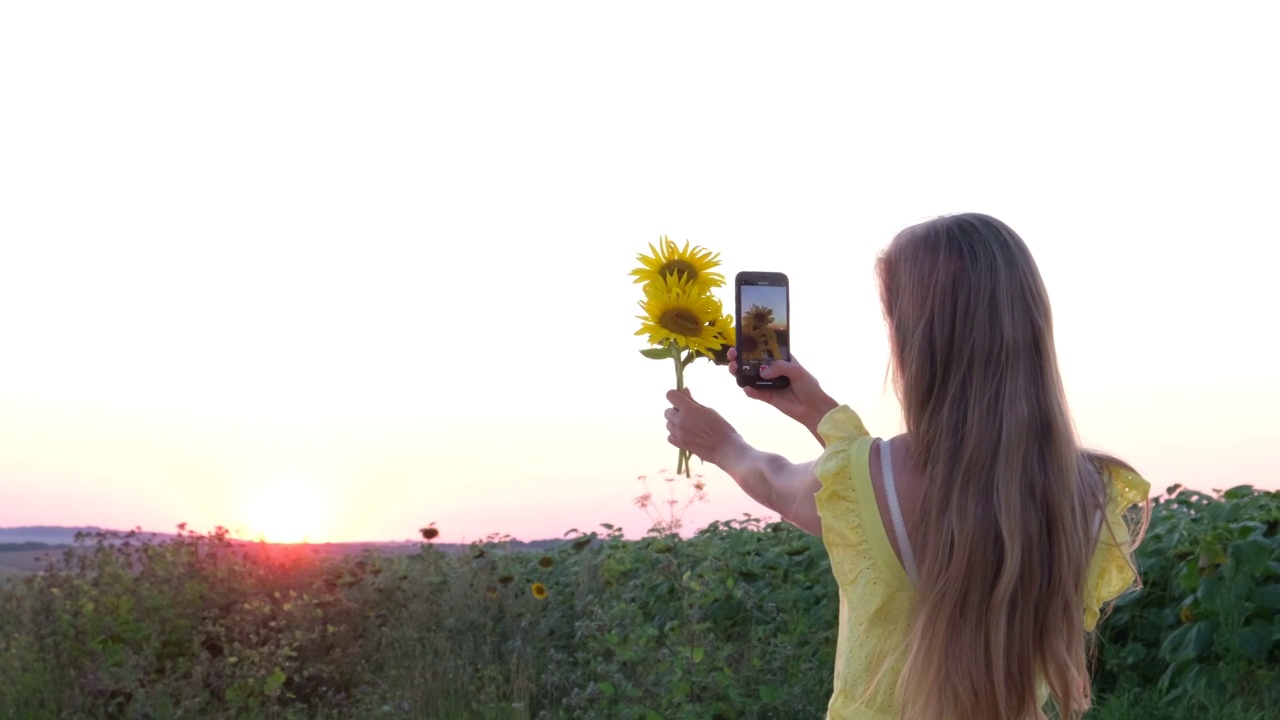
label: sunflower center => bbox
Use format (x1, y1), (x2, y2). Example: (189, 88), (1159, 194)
(661, 260), (699, 282)
(746, 307), (773, 330)
(659, 308), (703, 337)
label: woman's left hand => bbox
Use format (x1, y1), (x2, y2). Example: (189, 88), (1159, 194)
(664, 388), (740, 468)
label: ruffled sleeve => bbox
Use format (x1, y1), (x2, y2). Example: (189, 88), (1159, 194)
(814, 405), (872, 488)
(1083, 464), (1151, 631)
(816, 404), (871, 447)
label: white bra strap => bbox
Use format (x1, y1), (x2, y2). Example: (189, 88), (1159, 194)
(881, 438), (920, 586)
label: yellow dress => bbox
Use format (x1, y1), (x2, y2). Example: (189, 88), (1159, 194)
(813, 405), (1150, 719)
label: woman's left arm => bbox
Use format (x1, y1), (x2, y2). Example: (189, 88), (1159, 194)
(665, 389), (822, 536)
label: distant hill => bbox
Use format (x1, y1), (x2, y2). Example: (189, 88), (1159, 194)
(0, 541), (68, 552)
(0, 526), (112, 545)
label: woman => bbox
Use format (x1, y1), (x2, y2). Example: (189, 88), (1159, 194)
(664, 213), (1149, 719)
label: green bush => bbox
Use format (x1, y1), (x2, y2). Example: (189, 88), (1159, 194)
(0, 527), (369, 719)
(533, 517), (836, 719)
(2, 487), (1277, 719)
(1093, 485), (1280, 713)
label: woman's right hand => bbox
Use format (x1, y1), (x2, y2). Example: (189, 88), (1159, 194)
(726, 348), (839, 445)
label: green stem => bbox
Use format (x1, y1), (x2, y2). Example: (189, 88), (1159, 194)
(672, 342), (685, 391)
(671, 342), (689, 477)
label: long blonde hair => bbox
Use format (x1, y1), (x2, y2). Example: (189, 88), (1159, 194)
(877, 213), (1134, 719)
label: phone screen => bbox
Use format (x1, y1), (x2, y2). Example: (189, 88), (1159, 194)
(736, 274), (790, 387)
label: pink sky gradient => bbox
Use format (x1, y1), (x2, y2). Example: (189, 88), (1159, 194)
(2, 3), (1276, 544)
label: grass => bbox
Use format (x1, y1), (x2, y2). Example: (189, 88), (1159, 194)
(1092, 686), (1280, 720)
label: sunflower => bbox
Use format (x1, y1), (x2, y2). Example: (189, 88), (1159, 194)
(631, 236), (725, 292)
(631, 235), (732, 477)
(537, 556), (554, 569)
(759, 325), (782, 360)
(531, 582), (548, 600)
(710, 312), (734, 345)
(738, 326), (766, 361)
(743, 304), (774, 332)
(707, 312), (735, 366)
(635, 274), (731, 357)
(739, 321), (784, 362)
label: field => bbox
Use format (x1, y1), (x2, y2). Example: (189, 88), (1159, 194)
(1, 485), (1277, 719)
(0, 548), (61, 576)
(0, 549), (55, 583)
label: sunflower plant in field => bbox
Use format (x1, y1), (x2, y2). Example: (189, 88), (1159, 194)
(633, 237), (734, 477)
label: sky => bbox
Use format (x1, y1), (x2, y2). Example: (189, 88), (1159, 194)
(740, 285), (789, 328)
(1, 2), (1277, 544)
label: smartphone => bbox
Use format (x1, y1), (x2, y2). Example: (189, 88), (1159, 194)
(735, 271), (791, 389)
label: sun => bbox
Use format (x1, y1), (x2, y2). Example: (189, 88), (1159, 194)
(243, 478), (330, 544)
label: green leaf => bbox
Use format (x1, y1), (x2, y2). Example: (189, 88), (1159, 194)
(1237, 621), (1273, 662)
(1117, 642), (1149, 666)
(1230, 520), (1267, 539)
(1197, 574), (1222, 604)
(1163, 621), (1215, 662)
(1185, 621), (1216, 660)
(264, 667), (286, 697)
(1156, 659), (1181, 694)
(1223, 485), (1257, 500)
(1253, 583), (1280, 610)
(598, 681), (616, 697)
(1229, 536), (1273, 572)
(640, 347), (673, 360)
(1178, 559), (1200, 592)
(692, 646), (705, 663)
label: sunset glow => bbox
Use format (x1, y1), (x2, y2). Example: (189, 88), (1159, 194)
(242, 478), (330, 545)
